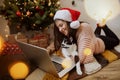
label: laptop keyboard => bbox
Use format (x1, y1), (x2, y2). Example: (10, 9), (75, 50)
(50, 55), (64, 64)
(52, 61), (64, 72)
(50, 55), (65, 72)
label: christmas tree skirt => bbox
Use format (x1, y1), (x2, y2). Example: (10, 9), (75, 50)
(26, 49), (120, 80)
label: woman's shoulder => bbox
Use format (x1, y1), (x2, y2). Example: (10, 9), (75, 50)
(80, 22), (89, 27)
(76, 22), (89, 33)
(76, 22), (93, 34)
(77, 22), (91, 30)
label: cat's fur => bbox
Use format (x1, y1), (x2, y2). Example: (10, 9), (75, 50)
(61, 38), (82, 75)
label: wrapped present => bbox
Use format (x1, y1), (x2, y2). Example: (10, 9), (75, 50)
(17, 38), (28, 43)
(17, 33), (26, 39)
(16, 33), (28, 43)
(102, 50), (118, 63)
(38, 38), (48, 48)
(8, 35), (16, 43)
(29, 33), (49, 48)
(29, 39), (39, 46)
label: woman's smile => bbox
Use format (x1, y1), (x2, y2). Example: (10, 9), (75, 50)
(55, 20), (69, 36)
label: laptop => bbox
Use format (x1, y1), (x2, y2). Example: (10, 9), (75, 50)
(17, 41), (75, 78)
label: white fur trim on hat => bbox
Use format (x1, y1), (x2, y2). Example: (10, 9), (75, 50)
(54, 10), (72, 22)
(70, 21), (80, 29)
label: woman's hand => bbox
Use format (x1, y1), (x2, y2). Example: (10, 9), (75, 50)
(46, 47), (53, 55)
(46, 42), (55, 55)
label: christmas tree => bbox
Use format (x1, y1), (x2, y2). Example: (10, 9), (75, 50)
(0, 0), (60, 31)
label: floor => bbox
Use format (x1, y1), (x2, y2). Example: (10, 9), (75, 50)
(1, 49), (120, 80)
(26, 59), (120, 80)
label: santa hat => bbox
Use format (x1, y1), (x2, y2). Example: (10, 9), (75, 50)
(54, 8), (81, 29)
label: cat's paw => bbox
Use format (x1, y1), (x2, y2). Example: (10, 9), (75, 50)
(76, 62), (82, 75)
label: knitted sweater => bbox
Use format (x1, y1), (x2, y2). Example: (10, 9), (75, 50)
(76, 23), (105, 63)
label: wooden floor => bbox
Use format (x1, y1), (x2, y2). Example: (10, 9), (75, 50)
(26, 59), (120, 80)
(80, 59), (120, 80)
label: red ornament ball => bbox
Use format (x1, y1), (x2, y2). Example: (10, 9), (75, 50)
(16, 11), (21, 17)
(35, 6), (40, 11)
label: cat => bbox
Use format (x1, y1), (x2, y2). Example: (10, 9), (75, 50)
(61, 38), (82, 75)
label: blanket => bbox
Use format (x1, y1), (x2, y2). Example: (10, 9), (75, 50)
(43, 49), (120, 80)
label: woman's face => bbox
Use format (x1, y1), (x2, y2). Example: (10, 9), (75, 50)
(55, 20), (69, 36)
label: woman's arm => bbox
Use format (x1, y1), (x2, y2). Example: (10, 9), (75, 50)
(77, 23), (95, 64)
(46, 42), (55, 55)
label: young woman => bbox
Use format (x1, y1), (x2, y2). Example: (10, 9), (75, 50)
(47, 8), (119, 74)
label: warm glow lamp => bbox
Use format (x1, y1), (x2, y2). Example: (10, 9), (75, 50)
(84, 0), (120, 23)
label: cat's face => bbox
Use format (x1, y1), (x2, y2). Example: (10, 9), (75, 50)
(61, 38), (73, 48)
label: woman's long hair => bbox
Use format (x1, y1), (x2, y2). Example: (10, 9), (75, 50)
(54, 20), (77, 51)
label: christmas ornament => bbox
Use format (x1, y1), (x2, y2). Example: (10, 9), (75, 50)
(26, 11), (31, 16)
(49, 12), (54, 17)
(48, 0), (51, 6)
(56, 1), (60, 6)
(24, 2), (27, 6)
(0, 0), (60, 30)
(35, 6), (40, 11)
(39, 9), (44, 16)
(8, 2), (11, 5)
(34, 0), (37, 4)
(16, 25), (21, 29)
(16, 10), (21, 17)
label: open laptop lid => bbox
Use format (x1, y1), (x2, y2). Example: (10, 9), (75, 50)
(17, 41), (75, 78)
(17, 41), (59, 77)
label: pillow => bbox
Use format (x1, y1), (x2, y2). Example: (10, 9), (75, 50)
(102, 50), (118, 63)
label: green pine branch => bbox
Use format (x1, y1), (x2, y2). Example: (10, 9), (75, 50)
(0, 0), (60, 31)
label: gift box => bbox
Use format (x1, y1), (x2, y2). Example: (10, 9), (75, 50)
(17, 38), (28, 43)
(16, 33), (28, 43)
(38, 37), (48, 48)
(28, 33), (49, 48)
(29, 39), (39, 46)
(7, 35), (16, 43)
